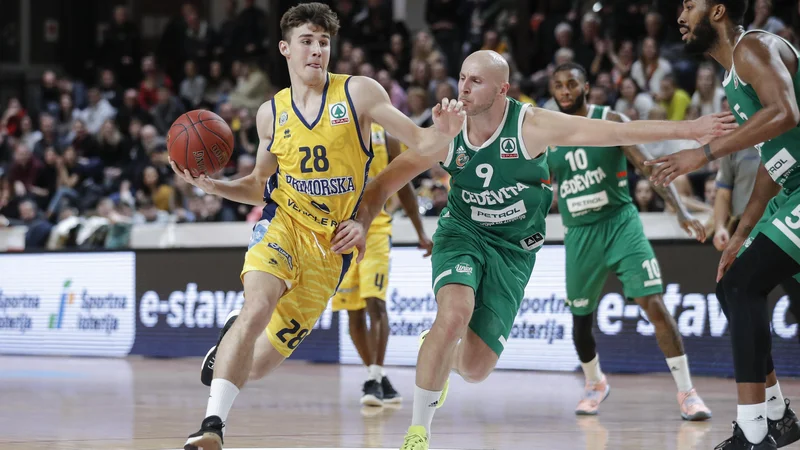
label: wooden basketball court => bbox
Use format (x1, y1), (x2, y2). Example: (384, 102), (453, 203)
(0, 355), (797, 449)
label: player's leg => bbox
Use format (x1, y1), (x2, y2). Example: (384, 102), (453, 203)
(564, 222), (612, 415)
(450, 245), (532, 384)
(779, 276), (800, 341)
(360, 232), (399, 402)
(717, 232), (800, 447)
(609, 208), (710, 420)
(402, 229), (483, 449)
(185, 270), (287, 450)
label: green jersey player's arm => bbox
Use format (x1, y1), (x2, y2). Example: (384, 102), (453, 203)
(705, 34), (800, 160)
(610, 111), (692, 216)
(355, 136), (449, 232)
(524, 106), (730, 153)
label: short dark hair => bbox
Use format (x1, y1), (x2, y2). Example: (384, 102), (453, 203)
(709, 0), (748, 26)
(553, 62), (588, 82)
(280, 2), (340, 41)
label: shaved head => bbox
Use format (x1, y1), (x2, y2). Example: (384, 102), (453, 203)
(462, 50), (510, 84)
(458, 50), (510, 116)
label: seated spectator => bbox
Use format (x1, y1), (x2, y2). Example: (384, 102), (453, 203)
(32, 114), (61, 159)
(202, 61), (233, 109)
(179, 60), (207, 109)
(631, 37), (672, 95)
(138, 164), (174, 212)
(229, 59), (270, 115)
(8, 143), (42, 196)
(18, 116), (42, 150)
(689, 63), (725, 118)
(615, 77), (655, 119)
(78, 87), (117, 135)
(407, 87), (433, 127)
(151, 86), (186, 135)
(656, 75), (691, 121)
(133, 196), (170, 224)
(99, 69), (124, 109)
(138, 55), (173, 111)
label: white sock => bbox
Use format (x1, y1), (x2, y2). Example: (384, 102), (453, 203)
(666, 355), (693, 392)
(580, 354), (604, 383)
(737, 403), (768, 444)
(205, 379), (240, 424)
(368, 364), (383, 381)
(381, 367), (387, 377)
(411, 385), (442, 437)
(767, 382), (786, 421)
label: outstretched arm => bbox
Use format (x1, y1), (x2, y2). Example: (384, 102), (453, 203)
(609, 110), (706, 241)
(528, 106), (734, 150)
(386, 132), (433, 255)
(171, 101), (278, 206)
(647, 34), (800, 186)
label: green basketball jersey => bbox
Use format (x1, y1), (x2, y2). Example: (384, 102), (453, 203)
(724, 30), (800, 192)
(547, 105), (633, 227)
(439, 97), (552, 254)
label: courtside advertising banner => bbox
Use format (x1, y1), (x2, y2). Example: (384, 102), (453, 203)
(0, 252), (136, 357)
(133, 249), (340, 361)
(340, 244), (800, 377)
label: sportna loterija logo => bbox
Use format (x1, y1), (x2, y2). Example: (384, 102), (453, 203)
(49, 279), (74, 329)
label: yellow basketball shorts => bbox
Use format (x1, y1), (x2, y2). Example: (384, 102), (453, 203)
(241, 204), (352, 357)
(331, 230), (391, 311)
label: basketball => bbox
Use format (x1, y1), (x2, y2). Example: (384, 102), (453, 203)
(167, 110), (234, 177)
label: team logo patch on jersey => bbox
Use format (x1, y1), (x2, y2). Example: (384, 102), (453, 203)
(371, 130), (385, 145)
(279, 111), (288, 126)
(455, 146), (469, 168)
(329, 102), (350, 125)
(500, 138), (519, 159)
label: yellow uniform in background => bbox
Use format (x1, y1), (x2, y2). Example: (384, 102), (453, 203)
(332, 123), (392, 311)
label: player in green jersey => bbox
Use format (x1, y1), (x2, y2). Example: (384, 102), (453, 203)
(332, 50), (733, 450)
(548, 62), (712, 420)
(646, 0), (800, 448)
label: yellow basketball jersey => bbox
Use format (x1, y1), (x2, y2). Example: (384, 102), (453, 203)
(264, 73), (372, 241)
(368, 123), (392, 234)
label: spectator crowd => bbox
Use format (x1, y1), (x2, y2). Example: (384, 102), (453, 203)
(1, 0), (798, 249)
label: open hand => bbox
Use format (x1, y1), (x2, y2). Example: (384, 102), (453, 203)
(169, 159), (216, 194)
(432, 98), (466, 140)
(418, 234), (433, 257)
(678, 211), (707, 242)
(644, 147), (706, 186)
(691, 111), (738, 145)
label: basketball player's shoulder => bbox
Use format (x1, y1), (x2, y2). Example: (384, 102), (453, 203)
(731, 32), (786, 82)
(339, 75), (387, 116)
(255, 99), (277, 140)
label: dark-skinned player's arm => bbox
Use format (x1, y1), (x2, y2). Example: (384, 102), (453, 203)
(529, 106), (735, 149)
(170, 101), (278, 206)
(716, 164), (782, 281)
(608, 110), (707, 241)
(386, 132), (434, 257)
(647, 35), (800, 186)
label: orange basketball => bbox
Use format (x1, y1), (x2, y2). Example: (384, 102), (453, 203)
(167, 110), (234, 177)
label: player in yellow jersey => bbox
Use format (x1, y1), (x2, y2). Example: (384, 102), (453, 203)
(331, 123), (433, 407)
(171, 3), (465, 449)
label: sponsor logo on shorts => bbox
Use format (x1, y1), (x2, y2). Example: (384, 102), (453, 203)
(287, 199), (339, 228)
(520, 232), (545, 251)
(766, 148), (797, 182)
(470, 200), (527, 225)
(455, 263), (473, 275)
(268, 242), (293, 270)
(567, 298), (590, 308)
(566, 191), (610, 214)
